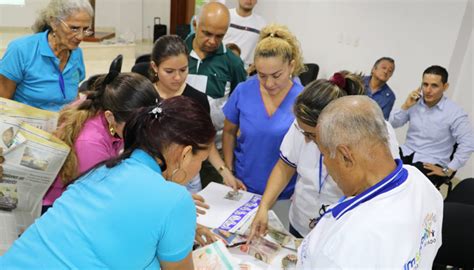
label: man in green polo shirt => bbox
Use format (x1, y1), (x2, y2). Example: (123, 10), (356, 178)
(185, 2), (247, 100)
(185, 2), (247, 190)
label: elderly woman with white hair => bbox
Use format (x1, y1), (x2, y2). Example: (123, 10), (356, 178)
(0, 0), (93, 111)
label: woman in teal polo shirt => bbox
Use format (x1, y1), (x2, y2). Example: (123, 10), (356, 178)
(0, 96), (216, 269)
(0, 0), (93, 111)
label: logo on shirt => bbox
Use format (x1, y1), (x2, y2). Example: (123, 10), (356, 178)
(403, 213), (438, 270)
(72, 70), (80, 82)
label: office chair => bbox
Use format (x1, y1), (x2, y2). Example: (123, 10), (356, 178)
(435, 143), (458, 196)
(135, 54), (151, 64)
(78, 74), (103, 93)
(433, 201), (474, 269)
(444, 178), (474, 205)
(298, 63), (319, 86)
(109, 54), (123, 73)
(131, 62), (151, 80)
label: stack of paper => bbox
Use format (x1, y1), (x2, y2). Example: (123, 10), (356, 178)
(197, 182), (261, 234)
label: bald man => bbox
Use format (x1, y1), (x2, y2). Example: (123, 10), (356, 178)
(186, 2), (246, 100)
(297, 96), (443, 269)
(185, 2), (247, 187)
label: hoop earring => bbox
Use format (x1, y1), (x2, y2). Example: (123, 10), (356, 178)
(170, 166), (187, 183)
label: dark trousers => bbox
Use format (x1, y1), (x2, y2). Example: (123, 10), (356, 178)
(289, 223), (304, 238)
(399, 148), (448, 187)
(199, 160), (223, 189)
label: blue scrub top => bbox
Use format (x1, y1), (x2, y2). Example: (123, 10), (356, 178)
(223, 78), (303, 199)
(0, 30), (85, 111)
(0, 149), (196, 269)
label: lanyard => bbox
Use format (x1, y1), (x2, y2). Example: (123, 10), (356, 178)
(318, 154), (328, 194)
(50, 58), (66, 99)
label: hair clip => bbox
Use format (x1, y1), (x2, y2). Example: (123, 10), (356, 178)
(149, 106), (162, 118)
(269, 32), (275, 38)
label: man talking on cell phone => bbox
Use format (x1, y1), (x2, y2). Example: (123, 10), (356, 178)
(389, 65), (474, 186)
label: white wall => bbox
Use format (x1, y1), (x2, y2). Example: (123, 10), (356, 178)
(2, 0), (472, 177)
(0, 0), (170, 41)
(253, 0), (473, 179)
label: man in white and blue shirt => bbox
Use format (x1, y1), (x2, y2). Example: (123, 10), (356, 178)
(297, 96), (443, 269)
(390, 65), (474, 186)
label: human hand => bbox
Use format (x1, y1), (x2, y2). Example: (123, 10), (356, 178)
(192, 194), (209, 215)
(402, 88), (422, 110)
(423, 163), (452, 177)
(195, 224), (218, 246)
(221, 169), (247, 191)
(246, 207), (268, 245)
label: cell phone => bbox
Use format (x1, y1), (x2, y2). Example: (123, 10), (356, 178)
(415, 83), (423, 101)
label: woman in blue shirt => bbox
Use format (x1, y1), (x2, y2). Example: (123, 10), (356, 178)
(222, 24), (305, 201)
(0, 0), (93, 111)
(0, 96), (216, 269)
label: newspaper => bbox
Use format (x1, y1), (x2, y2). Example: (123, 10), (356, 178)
(266, 210), (294, 247)
(0, 97), (59, 133)
(193, 240), (240, 270)
(196, 182), (262, 234)
(0, 116), (69, 254)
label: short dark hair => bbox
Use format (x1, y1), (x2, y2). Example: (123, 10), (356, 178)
(423, 65), (448, 83)
(373, 57), (395, 69)
(150, 35), (188, 83)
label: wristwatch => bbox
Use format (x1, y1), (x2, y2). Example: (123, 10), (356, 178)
(442, 167), (450, 177)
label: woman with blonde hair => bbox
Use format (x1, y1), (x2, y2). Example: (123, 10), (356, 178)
(222, 24), (305, 219)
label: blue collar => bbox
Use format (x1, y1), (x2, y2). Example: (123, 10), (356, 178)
(129, 149), (163, 175)
(318, 154), (328, 193)
(330, 159), (407, 220)
(39, 30), (56, 58)
(421, 95), (447, 110)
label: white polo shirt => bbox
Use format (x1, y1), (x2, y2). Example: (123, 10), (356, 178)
(223, 8), (266, 67)
(297, 164), (443, 269)
(280, 120), (400, 236)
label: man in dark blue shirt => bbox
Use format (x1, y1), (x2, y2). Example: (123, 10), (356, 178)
(364, 57), (396, 119)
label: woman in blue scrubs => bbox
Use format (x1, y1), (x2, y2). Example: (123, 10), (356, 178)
(0, 96), (216, 269)
(222, 24), (305, 202)
(0, 0), (93, 111)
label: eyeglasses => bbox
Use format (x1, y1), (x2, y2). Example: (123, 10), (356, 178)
(58, 18), (94, 37)
(293, 123), (317, 141)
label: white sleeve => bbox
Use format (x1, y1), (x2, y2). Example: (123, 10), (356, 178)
(279, 120), (304, 168)
(385, 120), (400, 159)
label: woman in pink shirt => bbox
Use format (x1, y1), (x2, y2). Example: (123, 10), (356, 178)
(42, 72), (159, 213)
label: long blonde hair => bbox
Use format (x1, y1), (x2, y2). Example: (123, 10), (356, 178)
(252, 24), (306, 77)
